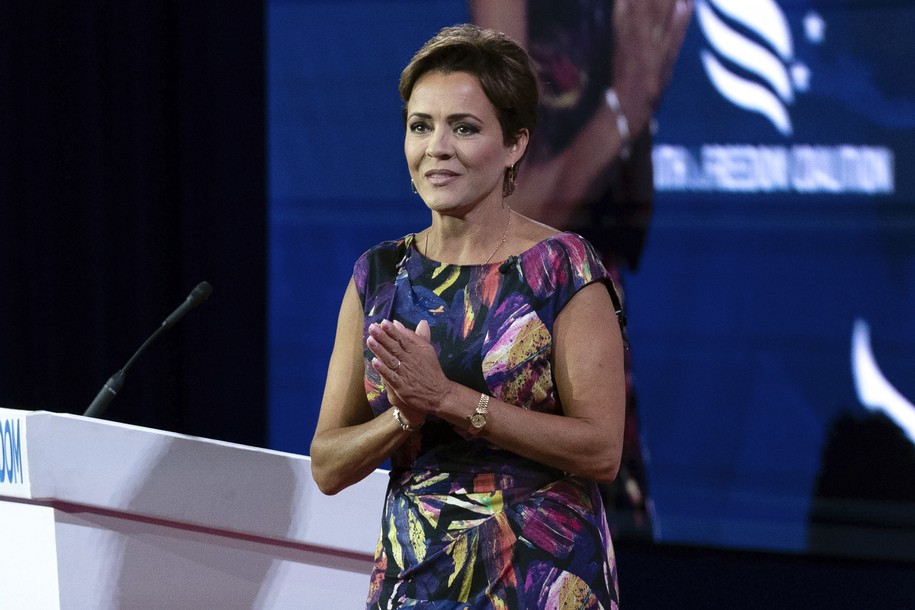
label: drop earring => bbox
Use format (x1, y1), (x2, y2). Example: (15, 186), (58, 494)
(411, 179), (418, 195)
(502, 164), (517, 197)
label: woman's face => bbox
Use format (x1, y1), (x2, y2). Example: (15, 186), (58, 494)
(404, 70), (526, 217)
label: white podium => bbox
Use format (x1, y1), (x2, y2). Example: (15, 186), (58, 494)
(0, 408), (389, 609)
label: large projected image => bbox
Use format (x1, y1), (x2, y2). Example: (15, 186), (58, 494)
(268, 0), (915, 561)
(631, 0), (915, 559)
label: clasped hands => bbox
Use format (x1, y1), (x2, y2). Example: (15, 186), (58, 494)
(367, 319), (449, 429)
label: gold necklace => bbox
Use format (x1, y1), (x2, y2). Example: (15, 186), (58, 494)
(483, 207), (512, 264)
(423, 208), (513, 264)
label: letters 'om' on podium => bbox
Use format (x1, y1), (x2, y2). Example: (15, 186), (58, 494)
(0, 408), (387, 608)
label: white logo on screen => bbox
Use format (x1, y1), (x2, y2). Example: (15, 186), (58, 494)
(852, 320), (915, 446)
(697, 0), (818, 136)
(654, 4), (893, 194)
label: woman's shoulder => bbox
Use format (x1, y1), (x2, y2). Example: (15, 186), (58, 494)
(511, 220), (610, 298)
(353, 234), (415, 291)
(358, 234), (411, 259)
(355, 234), (416, 268)
(508, 213), (594, 255)
(514, 223), (599, 268)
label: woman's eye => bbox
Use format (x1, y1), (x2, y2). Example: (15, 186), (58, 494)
(454, 123), (479, 136)
(409, 122), (430, 134)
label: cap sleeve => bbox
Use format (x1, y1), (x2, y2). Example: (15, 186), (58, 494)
(521, 232), (624, 327)
(352, 236), (409, 309)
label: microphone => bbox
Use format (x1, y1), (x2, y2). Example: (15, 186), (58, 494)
(83, 281), (213, 419)
(499, 255), (518, 274)
(162, 281), (213, 329)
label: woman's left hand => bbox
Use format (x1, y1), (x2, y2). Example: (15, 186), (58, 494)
(367, 319), (451, 417)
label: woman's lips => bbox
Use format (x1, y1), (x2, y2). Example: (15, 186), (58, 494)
(424, 169), (459, 186)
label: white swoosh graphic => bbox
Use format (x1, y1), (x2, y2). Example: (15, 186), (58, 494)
(700, 50), (793, 135)
(698, 0), (794, 102)
(851, 318), (915, 445)
(708, 0), (793, 59)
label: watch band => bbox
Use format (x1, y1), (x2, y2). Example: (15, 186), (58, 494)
(468, 393), (490, 435)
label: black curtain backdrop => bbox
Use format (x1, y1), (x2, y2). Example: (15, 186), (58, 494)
(0, 2), (266, 447)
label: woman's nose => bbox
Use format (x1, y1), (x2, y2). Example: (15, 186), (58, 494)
(426, 128), (453, 158)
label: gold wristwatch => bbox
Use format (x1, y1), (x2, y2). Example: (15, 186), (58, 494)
(468, 394), (490, 435)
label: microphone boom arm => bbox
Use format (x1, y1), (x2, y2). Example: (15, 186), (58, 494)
(83, 281), (212, 419)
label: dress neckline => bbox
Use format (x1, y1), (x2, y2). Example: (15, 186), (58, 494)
(405, 231), (567, 269)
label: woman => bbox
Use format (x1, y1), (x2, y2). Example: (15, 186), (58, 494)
(310, 24), (626, 609)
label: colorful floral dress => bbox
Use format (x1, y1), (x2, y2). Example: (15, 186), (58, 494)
(354, 231), (622, 609)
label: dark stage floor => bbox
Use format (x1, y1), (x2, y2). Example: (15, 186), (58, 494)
(615, 541), (915, 609)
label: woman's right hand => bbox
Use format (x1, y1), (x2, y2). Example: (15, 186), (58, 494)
(368, 319), (446, 424)
(311, 280), (421, 495)
(382, 320), (432, 429)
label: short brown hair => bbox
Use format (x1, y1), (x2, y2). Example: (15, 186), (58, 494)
(399, 24), (539, 150)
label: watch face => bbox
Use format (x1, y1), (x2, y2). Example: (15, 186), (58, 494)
(470, 413), (486, 428)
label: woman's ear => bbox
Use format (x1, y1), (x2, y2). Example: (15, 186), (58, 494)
(510, 128), (530, 162)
